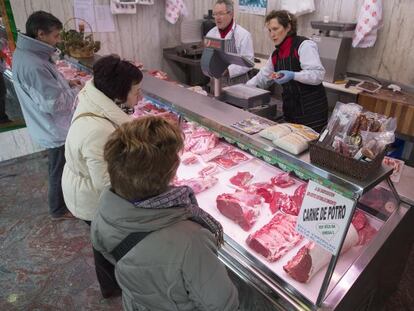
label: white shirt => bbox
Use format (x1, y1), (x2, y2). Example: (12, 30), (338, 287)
(206, 22), (254, 78)
(246, 39), (325, 88)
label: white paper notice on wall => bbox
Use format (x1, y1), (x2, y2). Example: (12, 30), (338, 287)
(296, 180), (356, 255)
(95, 5), (116, 32)
(74, 0), (96, 32)
(281, 0), (315, 17)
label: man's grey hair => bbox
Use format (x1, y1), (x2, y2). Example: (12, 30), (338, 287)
(215, 0), (234, 13)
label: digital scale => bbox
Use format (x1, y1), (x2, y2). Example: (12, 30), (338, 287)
(200, 36), (270, 109)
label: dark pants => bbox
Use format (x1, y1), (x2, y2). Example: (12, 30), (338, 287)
(85, 221), (121, 297)
(0, 72), (9, 122)
(47, 145), (68, 217)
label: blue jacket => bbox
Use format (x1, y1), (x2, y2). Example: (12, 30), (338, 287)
(12, 33), (76, 148)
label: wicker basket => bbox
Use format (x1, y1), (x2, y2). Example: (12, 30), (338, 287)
(309, 141), (386, 180)
(62, 17), (99, 58)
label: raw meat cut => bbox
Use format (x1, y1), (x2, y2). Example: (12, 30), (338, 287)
(246, 182), (274, 203)
(182, 155), (198, 165)
(216, 192), (263, 231)
(284, 210), (377, 283)
(246, 213), (303, 262)
(200, 143), (230, 162)
(174, 176), (218, 194)
(271, 172), (296, 188)
(291, 183), (307, 209)
(198, 163), (218, 177)
(229, 172), (254, 188)
(184, 128), (218, 155)
(212, 150), (250, 169)
(279, 194), (299, 216)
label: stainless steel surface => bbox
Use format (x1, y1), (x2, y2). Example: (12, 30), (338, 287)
(222, 84), (271, 108)
(311, 21), (356, 32)
(323, 203), (411, 310)
(213, 77), (221, 97)
(312, 36), (352, 82)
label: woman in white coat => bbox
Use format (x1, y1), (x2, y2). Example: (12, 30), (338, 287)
(62, 54), (143, 298)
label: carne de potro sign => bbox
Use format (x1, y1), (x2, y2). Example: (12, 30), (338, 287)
(296, 180), (355, 255)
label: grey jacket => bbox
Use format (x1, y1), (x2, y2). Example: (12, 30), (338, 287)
(91, 188), (239, 311)
(12, 33), (77, 148)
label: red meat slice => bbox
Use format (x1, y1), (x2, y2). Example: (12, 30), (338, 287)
(216, 192), (263, 231)
(198, 163), (218, 177)
(228, 150), (249, 162)
(351, 210), (367, 231)
(174, 176), (218, 194)
(283, 244), (313, 283)
(182, 155), (198, 165)
(246, 213), (303, 262)
(291, 183), (307, 211)
(271, 172), (296, 188)
(229, 171), (254, 188)
(213, 156), (237, 169)
(279, 194), (299, 216)
(246, 182), (274, 203)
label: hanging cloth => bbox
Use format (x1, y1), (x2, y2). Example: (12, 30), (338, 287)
(165, 0), (188, 25)
(352, 0), (383, 48)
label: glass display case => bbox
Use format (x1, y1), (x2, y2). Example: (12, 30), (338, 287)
(139, 73), (412, 311)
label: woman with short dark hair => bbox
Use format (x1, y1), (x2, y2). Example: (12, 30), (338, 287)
(62, 54), (143, 298)
(247, 10), (328, 132)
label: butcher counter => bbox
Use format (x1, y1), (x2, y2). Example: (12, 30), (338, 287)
(140, 73), (413, 311)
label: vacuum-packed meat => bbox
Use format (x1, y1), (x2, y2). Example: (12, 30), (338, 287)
(246, 213), (303, 262)
(216, 191), (263, 231)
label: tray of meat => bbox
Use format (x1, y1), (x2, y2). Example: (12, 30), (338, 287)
(271, 172), (296, 188)
(229, 171), (254, 188)
(173, 176), (218, 194)
(212, 149), (252, 169)
(184, 128), (219, 155)
(246, 213), (303, 262)
(216, 191), (263, 231)
(284, 210), (377, 283)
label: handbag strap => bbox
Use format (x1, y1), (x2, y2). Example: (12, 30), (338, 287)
(72, 112), (119, 129)
(110, 231), (153, 262)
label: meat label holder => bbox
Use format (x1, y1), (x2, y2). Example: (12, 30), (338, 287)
(296, 180), (357, 306)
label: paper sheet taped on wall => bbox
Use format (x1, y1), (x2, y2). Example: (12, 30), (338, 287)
(280, 0), (315, 17)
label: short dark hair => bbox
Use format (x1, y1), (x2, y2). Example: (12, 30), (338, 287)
(265, 10), (297, 36)
(104, 116), (184, 201)
(93, 54), (143, 102)
(26, 11), (63, 39)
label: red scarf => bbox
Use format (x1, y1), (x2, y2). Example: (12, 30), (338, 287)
(218, 19), (234, 39)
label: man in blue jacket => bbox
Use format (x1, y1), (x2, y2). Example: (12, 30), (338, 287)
(12, 11), (79, 219)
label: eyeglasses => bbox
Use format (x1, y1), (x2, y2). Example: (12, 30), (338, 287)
(212, 11), (230, 18)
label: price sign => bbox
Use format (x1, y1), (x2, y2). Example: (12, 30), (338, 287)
(296, 181), (355, 255)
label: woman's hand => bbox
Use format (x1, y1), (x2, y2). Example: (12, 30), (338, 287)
(274, 70), (294, 84)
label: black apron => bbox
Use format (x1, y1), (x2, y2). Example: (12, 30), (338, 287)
(272, 36), (328, 132)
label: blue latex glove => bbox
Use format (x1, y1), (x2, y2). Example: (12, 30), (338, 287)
(274, 70), (295, 84)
